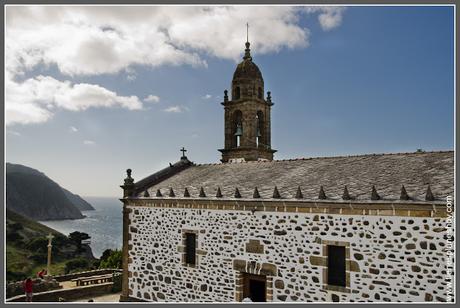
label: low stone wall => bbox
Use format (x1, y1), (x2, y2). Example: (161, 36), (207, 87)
(6, 282), (114, 302)
(6, 278), (62, 299)
(53, 268), (122, 282)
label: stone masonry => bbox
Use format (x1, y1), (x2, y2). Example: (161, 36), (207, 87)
(124, 201), (453, 302)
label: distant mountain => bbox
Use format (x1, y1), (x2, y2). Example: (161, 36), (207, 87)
(62, 189), (95, 211)
(6, 163), (94, 221)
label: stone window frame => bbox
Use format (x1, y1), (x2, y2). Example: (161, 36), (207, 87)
(177, 229), (207, 268)
(233, 259), (277, 302)
(322, 240), (352, 294)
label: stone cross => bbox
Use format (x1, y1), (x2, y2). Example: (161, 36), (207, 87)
(180, 147), (187, 158)
(46, 233), (54, 277)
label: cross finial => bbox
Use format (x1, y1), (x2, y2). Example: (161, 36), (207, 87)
(243, 23), (252, 60)
(246, 22), (249, 43)
(180, 147), (187, 158)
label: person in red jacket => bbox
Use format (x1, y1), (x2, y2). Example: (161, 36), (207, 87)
(23, 278), (33, 302)
(37, 269), (47, 279)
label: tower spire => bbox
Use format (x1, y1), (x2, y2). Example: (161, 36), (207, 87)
(243, 22), (252, 61)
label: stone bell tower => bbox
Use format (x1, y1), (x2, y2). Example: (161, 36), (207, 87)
(218, 38), (276, 163)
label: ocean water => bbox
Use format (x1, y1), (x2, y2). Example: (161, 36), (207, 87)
(39, 197), (123, 258)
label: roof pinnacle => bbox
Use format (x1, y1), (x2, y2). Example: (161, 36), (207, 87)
(425, 185), (435, 201)
(318, 186), (327, 200)
(253, 187), (261, 198)
(199, 187), (206, 198)
(342, 186), (351, 200)
(234, 187), (242, 198)
(400, 185), (410, 200)
(216, 187), (223, 198)
(295, 186), (303, 199)
(371, 185), (380, 200)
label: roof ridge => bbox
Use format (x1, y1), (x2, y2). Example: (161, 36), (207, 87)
(273, 150), (454, 162)
(192, 150), (453, 166)
(133, 158), (194, 193)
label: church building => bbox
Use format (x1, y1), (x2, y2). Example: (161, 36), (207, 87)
(119, 40), (454, 303)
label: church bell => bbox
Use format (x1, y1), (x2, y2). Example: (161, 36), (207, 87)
(234, 123), (243, 136)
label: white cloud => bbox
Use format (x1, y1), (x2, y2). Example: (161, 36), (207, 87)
(163, 106), (183, 113)
(302, 7), (345, 31)
(5, 6), (345, 126)
(6, 6), (345, 76)
(6, 75), (142, 126)
(69, 126), (78, 133)
(202, 94), (212, 99)
(83, 140), (96, 145)
(144, 95), (160, 103)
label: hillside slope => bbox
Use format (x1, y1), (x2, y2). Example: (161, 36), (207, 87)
(6, 163), (94, 220)
(6, 209), (95, 282)
(62, 189), (95, 211)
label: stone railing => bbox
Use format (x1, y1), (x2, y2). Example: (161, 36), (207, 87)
(6, 278), (61, 299)
(6, 282), (114, 302)
(52, 268), (122, 282)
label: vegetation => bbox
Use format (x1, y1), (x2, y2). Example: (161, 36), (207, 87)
(68, 231), (91, 253)
(99, 249), (123, 269)
(6, 210), (96, 282)
(65, 258), (90, 274)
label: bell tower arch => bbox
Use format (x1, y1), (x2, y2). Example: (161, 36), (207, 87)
(219, 39), (276, 163)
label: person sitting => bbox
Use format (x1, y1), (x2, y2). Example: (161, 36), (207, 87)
(37, 269), (47, 279)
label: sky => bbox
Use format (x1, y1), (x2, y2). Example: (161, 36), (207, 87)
(5, 5), (454, 197)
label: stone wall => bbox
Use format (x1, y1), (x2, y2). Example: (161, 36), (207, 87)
(6, 278), (61, 298)
(6, 282), (114, 302)
(126, 204), (453, 303)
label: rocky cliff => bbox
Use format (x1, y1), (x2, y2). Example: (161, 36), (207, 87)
(6, 163), (94, 220)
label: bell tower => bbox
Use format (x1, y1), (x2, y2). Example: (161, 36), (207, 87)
(218, 36), (276, 163)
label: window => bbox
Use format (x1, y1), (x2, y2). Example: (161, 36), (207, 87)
(256, 111), (264, 147)
(185, 233), (197, 265)
(234, 87), (241, 100)
(258, 87), (263, 99)
(233, 110), (243, 148)
(327, 245), (346, 287)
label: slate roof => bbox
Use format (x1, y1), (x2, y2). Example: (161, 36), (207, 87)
(134, 151), (454, 202)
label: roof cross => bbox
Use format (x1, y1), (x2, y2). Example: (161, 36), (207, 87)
(180, 147), (187, 158)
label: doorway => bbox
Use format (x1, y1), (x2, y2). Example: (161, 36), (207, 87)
(243, 273), (267, 302)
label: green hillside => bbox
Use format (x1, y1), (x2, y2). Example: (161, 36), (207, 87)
(6, 209), (96, 282)
(7, 209), (63, 237)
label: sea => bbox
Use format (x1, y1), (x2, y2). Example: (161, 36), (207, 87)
(39, 197), (123, 258)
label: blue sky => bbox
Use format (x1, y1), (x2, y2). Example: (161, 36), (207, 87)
(6, 6), (454, 197)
